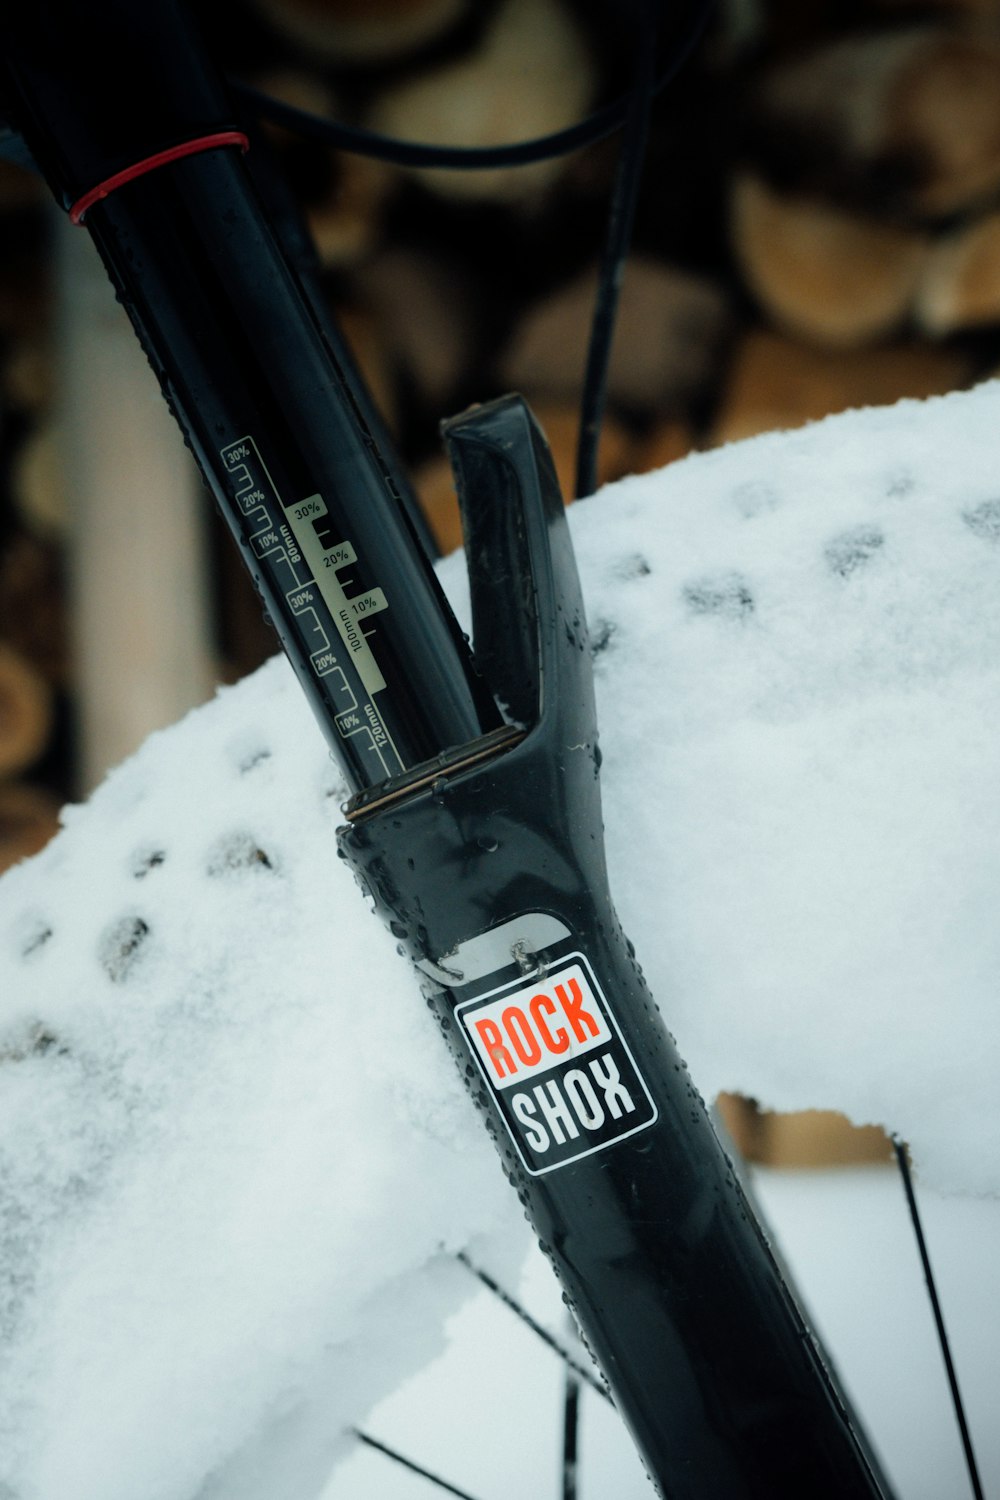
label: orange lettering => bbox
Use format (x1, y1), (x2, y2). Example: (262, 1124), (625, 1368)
(555, 977), (600, 1043)
(474, 1018), (515, 1080)
(502, 1006), (542, 1067)
(529, 992), (569, 1055)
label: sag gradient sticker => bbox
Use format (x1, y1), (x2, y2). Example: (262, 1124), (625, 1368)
(457, 955), (657, 1176)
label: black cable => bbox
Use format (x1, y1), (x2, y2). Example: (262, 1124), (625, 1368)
(574, 0), (659, 500)
(1, 4), (709, 178)
(239, 0), (715, 513)
(231, 0), (712, 173)
(2, 4), (714, 523)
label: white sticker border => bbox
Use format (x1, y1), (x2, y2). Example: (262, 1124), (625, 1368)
(456, 950), (659, 1178)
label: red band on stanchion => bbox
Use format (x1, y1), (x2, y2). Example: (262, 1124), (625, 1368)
(69, 131), (249, 224)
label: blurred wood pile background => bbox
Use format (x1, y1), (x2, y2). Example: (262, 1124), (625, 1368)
(1, 0), (997, 1160)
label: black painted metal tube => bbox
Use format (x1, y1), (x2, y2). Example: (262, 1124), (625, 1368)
(0, 0), (498, 791)
(341, 398), (896, 1499)
(239, 120), (441, 565)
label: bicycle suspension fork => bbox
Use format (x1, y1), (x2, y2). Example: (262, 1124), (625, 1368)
(0, 3), (895, 1495)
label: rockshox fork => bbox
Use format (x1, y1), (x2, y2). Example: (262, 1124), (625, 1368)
(0, 3), (896, 1494)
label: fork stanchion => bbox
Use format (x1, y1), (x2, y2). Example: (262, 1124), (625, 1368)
(0, 0), (499, 792)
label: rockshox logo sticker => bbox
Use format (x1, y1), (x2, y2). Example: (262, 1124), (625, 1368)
(457, 955), (657, 1175)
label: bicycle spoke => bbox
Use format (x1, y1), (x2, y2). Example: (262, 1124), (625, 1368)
(352, 1429), (484, 1500)
(892, 1138), (985, 1500)
(561, 1369), (581, 1500)
(455, 1250), (610, 1401)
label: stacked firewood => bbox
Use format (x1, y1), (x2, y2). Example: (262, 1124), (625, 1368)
(717, 0), (1000, 442)
(2, 0), (999, 893)
(233, 0), (737, 551)
(228, 0), (1000, 542)
(0, 161), (65, 874)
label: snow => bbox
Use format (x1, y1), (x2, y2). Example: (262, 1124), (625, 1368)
(3, 381), (1000, 1497)
(324, 1169), (1000, 1499)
